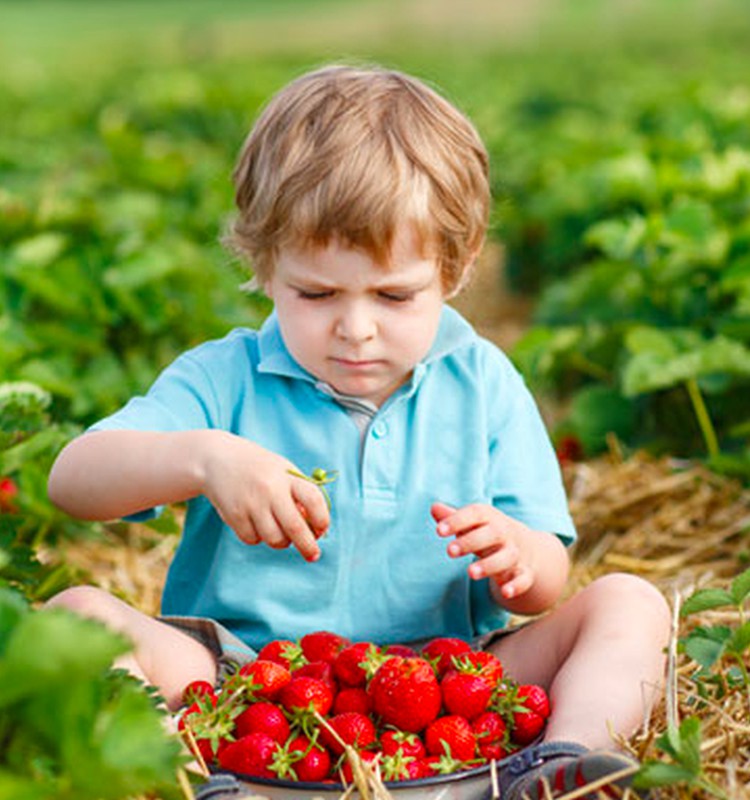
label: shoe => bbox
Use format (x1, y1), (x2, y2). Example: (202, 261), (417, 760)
(497, 741), (641, 799)
(194, 774), (243, 799)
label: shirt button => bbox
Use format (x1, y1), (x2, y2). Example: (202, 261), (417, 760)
(372, 420), (388, 438)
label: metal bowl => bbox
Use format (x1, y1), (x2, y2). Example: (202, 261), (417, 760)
(213, 761), (496, 800)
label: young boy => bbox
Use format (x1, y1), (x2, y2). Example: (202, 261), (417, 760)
(47, 64), (669, 799)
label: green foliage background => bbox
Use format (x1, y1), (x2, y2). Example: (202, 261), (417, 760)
(1, 2), (750, 794)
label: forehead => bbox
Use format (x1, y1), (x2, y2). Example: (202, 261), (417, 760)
(278, 226), (438, 283)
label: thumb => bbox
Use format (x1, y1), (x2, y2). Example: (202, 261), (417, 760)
(430, 501), (455, 523)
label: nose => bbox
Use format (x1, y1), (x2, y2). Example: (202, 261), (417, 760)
(334, 301), (376, 343)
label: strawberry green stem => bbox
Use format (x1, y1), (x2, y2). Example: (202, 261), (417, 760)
(287, 467), (338, 509)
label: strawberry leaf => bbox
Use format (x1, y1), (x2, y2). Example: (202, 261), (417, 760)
(680, 588), (734, 617)
(730, 567), (750, 606)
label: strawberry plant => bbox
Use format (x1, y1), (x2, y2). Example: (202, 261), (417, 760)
(505, 76), (750, 476)
(678, 566), (750, 696)
(0, 588), (186, 799)
(0, 381), (89, 602)
(634, 569), (750, 797)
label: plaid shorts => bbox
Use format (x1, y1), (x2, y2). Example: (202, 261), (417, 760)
(159, 615), (258, 683)
(160, 614), (525, 685)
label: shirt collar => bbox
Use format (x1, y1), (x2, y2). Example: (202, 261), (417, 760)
(256, 305), (476, 383)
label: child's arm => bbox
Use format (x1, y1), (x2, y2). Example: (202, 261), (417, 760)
(431, 501), (570, 616)
(48, 429), (329, 561)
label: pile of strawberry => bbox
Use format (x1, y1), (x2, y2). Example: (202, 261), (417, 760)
(177, 630), (550, 784)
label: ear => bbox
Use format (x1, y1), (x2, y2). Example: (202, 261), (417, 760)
(444, 249), (481, 300)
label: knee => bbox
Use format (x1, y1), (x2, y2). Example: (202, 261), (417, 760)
(45, 585), (122, 624)
(583, 572), (671, 638)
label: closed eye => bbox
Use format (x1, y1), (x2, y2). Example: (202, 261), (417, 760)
(297, 289), (334, 300)
(378, 291), (415, 303)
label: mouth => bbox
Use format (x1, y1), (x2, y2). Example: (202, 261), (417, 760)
(331, 357), (382, 369)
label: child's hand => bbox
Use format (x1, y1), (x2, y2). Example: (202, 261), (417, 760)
(431, 501), (534, 600)
(199, 432), (330, 562)
(431, 501), (570, 614)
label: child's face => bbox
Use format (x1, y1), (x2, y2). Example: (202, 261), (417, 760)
(265, 226), (445, 407)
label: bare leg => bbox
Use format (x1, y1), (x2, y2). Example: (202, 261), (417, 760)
(490, 573), (670, 749)
(46, 585), (218, 710)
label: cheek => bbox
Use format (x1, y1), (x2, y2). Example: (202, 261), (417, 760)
(280, 305), (335, 368)
(389, 306), (442, 357)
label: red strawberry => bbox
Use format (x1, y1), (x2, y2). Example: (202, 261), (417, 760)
(556, 434), (584, 466)
(401, 757), (436, 780)
(285, 734), (332, 782)
(177, 696), (238, 766)
(368, 656), (442, 733)
(510, 684), (550, 745)
(234, 659), (292, 701)
(472, 711), (510, 760)
(333, 687), (372, 715)
(425, 715), (476, 762)
(279, 675), (334, 716)
(385, 644), (419, 658)
(320, 712), (376, 755)
(0, 477), (18, 514)
(257, 638), (307, 671)
(380, 729), (426, 760)
(218, 731), (279, 778)
(333, 642), (384, 687)
(300, 630), (351, 664)
(516, 684), (550, 718)
(380, 749), (430, 782)
(440, 670), (493, 720)
(420, 637), (473, 677)
(181, 679), (216, 706)
(295, 659), (338, 693)
(420, 752), (464, 775)
(452, 651), (504, 685)
(234, 701), (290, 743)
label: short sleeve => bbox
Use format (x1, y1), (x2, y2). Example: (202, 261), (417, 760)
(89, 351), (222, 435)
(87, 349), (224, 521)
(485, 353), (576, 546)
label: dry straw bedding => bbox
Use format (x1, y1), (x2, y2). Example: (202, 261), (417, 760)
(62, 449), (750, 799)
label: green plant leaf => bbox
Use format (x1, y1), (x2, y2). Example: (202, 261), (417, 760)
(662, 717), (702, 774)
(683, 628), (729, 668)
(727, 620), (750, 657)
(634, 760), (698, 788)
(0, 608), (130, 707)
(680, 588), (735, 616)
(623, 332), (750, 396)
(730, 566), (750, 605)
(584, 214), (647, 261)
(567, 384), (636, 453)
(0, 587), (29, 656)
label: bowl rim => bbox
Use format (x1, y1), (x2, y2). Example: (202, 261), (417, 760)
(214, 760), (494, 792)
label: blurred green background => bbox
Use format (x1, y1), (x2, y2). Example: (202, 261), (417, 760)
(2, 0), (750, 477)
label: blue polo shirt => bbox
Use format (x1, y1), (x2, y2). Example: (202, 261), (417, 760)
(91, 306), (576, 650)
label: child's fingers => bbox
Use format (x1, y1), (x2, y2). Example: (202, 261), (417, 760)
(434, 503), (489, 538)
(228, 515), (261, 546)
(430, 501), (455, 523)
(272, 499), (321, 562)
(252, 509), (290, 549)
(492, 567), (534, 600)
(291, 479), (330, 537)
(446, 524), (510, 559)
(464, 539), (520, 578)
